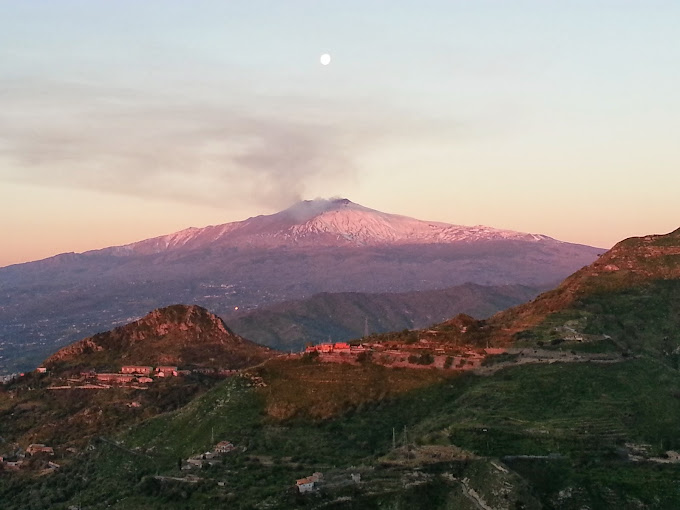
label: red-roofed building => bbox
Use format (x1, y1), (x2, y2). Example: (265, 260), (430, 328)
(155, 366), (178, 377)
(334, 342), (350, 352)
(214, 441), (234, 453)
(296, 476), (316, 493)
(121, 366), (153, 376)
(296, 472), (323, 493)
(27, 444), (54, 456)
(4, 460), (22, 470)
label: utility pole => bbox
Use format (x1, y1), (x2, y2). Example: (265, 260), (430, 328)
(364, 317), (369, 338)
(211, 427), (214, 445)
(392, 427), (396, 450)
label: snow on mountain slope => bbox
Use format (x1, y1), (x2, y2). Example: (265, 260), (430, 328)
(103, 198), (558, 255)
(288, 206), (553, 244)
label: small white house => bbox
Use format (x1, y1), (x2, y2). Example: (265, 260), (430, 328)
(296, 477), (316, 493)
(296, 472), (322, 493)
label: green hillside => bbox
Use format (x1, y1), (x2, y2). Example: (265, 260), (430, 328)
(2, 229), (680, 509)
(228, 283), (542, 352)
(4, 352), (680, 509)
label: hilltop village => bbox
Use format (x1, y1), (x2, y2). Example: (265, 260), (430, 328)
(0, 338), (505, 473)
(304, 340), (506, 370)
(42, 365), (239, 391)
(1, 326), (623, 482)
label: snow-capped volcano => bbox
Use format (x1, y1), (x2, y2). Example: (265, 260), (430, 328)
(108, 198), (554, 255)
(283, 198), (552, 245)
(1, 198), (602, 374)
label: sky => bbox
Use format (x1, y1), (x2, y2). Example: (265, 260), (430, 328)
(2, 0), (679, 267)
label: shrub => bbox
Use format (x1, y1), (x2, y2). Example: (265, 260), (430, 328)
(356, 351), (373, 364)
(408, 353), (434, 365)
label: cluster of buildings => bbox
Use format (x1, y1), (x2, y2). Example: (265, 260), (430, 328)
(40, 364), (241, 391)
(1, 443), (57, 472)
(50, 365), (187, 387)
(87, 365), (182, 384)
(183, 441), (236, 469)
(0, 372), (22, 384)
(303, 339), (507, 372)
(305, 342), (361, 354)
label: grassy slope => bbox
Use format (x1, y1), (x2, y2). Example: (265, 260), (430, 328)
(5, 353), (680, 509)
(513, 279), (680, 360)
(0, 372), (218, 447)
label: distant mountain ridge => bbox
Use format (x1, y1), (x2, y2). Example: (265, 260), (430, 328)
(0, 198), (602, 374)
(228, 283), (544, 352)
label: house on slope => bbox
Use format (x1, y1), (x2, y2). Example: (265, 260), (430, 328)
(214, 441), (234, 454)
(26, 444), (54, 456)
(296, 476), (316, 493)
(155, 366), (178, 377)
(121, 366), (153, 376)
(296, 472), (323, 493)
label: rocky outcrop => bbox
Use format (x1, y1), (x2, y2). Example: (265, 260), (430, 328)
(45, 305), (275, 370)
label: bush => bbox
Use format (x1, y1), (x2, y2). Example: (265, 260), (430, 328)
(356, 351), (373, 364)
(408, 353), (434, 365)
(301, 351), (319, 363)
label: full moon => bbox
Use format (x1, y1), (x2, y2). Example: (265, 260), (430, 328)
(320, 53), (331, 66)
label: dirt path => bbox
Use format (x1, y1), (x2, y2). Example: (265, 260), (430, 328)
(456, 477), (494, 510)
(474, 348), (627, 376)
